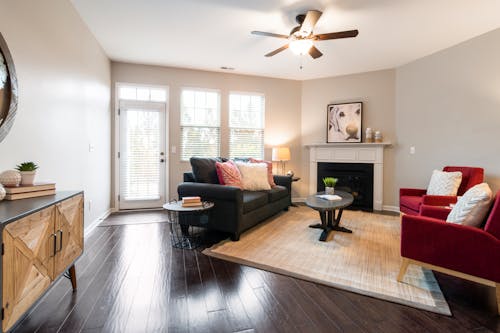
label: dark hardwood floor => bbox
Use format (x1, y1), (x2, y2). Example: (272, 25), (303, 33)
(11, 212), (500, 333)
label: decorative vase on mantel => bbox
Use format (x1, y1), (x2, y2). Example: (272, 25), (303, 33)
(325, 187), (335, 195)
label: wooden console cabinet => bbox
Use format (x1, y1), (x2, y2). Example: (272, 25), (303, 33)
(0, 191), (83, 332)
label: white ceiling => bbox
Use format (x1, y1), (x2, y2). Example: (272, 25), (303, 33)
(71, 0), (500, 80)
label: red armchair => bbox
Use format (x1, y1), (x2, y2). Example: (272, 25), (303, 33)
(398, 191), (500, 315)
(399, 166), (484, 215)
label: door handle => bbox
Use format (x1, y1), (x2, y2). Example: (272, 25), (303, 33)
(57, 229), (63, 252)
(50, 233), (57, 257)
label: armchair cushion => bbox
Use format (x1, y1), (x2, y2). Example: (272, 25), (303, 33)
(447, 183), (492, 227)
(421, 195), (458, 206)
(426, 170), (462, 196)
(400, 195), (423, 212)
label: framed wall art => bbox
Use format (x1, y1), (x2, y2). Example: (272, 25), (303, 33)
(0, 32), (18, 144)
(327, 102), (362, 143)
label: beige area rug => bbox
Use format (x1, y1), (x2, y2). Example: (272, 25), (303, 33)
(99, 210), (169, 227)
(203, 207), (451, 315)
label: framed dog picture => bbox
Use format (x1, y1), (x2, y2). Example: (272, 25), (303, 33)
(327, 102), (362, 143)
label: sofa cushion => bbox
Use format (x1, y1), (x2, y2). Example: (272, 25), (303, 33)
(236, 162), (271, 191)
(249, 158), (276, 187)
(427, 169), (462, 196)
(447, 183), (493, 227)
(215, 160), (243, 188)
(400, 195), (422, 212)
(242, 191), (268, 213)
(265, 185), (288, 203)
(190, 157), (225, 184)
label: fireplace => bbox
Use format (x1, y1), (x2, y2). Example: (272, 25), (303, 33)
(306, 143), (390, 211)
(317, 162), (374, 211)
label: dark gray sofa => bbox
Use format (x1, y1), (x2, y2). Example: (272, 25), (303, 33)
(177, 167), (292, 241)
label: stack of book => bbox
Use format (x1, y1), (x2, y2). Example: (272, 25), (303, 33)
(4, 183), (56, 201)
(181, 196), (202, 207)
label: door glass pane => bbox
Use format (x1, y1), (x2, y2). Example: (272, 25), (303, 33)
(121, 108), (160, 200)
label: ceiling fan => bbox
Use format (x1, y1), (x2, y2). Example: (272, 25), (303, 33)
(251, 10), (358, 59)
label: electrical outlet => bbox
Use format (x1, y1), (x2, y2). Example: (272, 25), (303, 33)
(410, 146), (416, 155)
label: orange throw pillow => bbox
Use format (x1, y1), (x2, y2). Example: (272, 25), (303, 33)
(249, 158), (276, 187)
(215, 160), (243, 189)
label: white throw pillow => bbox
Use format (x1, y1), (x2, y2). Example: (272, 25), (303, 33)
(236, 162), (271, 191)
(426, 170), (462, 196)
(446, 183), (493, 227)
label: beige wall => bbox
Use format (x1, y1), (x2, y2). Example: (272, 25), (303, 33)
(395, 28), (500, 199)
(300, 70), (397, 207)
(0, 0), (111, 227)
(111, 62), (302, 202)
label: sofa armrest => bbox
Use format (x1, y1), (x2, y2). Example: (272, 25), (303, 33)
(177, 182), (242, 202)
(273, 175), (292, 188)
(419, 205), (451, 220)
(400, 188), (427, 197)
(401, 214), (500, 282)
(183, 172), (196, 182)
(422, 195), (458, 206)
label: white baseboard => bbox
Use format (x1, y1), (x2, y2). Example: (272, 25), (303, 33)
(382, 205), (400, 213)
(84, 209), (111, 238)
(292, 197), (306, 203)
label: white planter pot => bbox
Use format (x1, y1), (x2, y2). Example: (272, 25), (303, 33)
(20, 171), (36, 185)
(325, 187), (335, 195)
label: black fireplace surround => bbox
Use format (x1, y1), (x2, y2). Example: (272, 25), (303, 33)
(317, 162), (374, 211)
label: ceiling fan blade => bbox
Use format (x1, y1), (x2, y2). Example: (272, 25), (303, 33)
(265, 44), (289, 57)
(300, 10), (322, 35)
(314, 30), (359, 41)
(308, 45), (323, 59)
(251, 31), (289, 39)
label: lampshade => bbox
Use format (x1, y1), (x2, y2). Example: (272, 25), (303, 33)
(289, 39), (313, 55)
(272, 147), (291, 161)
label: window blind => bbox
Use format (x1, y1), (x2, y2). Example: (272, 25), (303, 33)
(229, 93), (265, 159)
(180, 89), (220, 160)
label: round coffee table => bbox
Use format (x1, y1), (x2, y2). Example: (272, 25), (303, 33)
(306, 190), (354, 242)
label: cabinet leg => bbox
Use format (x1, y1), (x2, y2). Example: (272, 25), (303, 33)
(69, 265), (77, 291)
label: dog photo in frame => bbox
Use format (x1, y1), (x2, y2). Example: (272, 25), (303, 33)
(327, 102), (362, 143)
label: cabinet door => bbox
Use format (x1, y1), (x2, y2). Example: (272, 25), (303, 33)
(54, 194), (84, 277)
(2, 206), (56, 332)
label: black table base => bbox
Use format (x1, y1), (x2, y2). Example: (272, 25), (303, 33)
(309, 208), (352, 241)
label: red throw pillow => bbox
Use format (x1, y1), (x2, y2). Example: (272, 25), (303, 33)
(215, 160), (243, 189)
(249, 158), (276, 187)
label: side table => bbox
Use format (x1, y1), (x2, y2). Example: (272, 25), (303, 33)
(163, 201), (214, 249)
(290, 176), (301, 207)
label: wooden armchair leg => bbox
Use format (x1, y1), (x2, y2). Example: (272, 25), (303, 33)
(397, 258), (410, 282)
(496, 283), (500, 316)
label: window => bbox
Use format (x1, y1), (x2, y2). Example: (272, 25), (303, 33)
(118, 85), (167, 102)
(180, 89), (220, 160)
(229, 93), (265, 159)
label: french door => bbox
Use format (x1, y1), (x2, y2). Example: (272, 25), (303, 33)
(119, 100), (167, 209)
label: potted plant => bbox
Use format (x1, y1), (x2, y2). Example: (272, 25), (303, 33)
(16, 161), (39, 185)
(323, 177), (338, 195)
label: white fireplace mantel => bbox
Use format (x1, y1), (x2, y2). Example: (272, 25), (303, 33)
(306, 142), (391, 211)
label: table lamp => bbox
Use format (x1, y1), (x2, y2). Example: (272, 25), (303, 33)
(272, 147), (291, 175)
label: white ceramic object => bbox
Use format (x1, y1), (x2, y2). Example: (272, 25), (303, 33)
(0, 169), (21, 187)
(0, 184), (5, 201)
(20, 171), (36, 185)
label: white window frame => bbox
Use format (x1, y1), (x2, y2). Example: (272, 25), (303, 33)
(228, 91), (265, 159)
(180, 87), (221, 161)
(114, 82), (169, 211)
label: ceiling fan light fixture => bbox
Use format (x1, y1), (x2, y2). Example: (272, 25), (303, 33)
(289, 39), (313, 55)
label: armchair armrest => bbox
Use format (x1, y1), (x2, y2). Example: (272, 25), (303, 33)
(422, 195), (458, 206)
(400, 188), (427, 197)
(419, 205), (451, 220)
(401, 214), (500, 282)
(177, 182), (242, 202)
